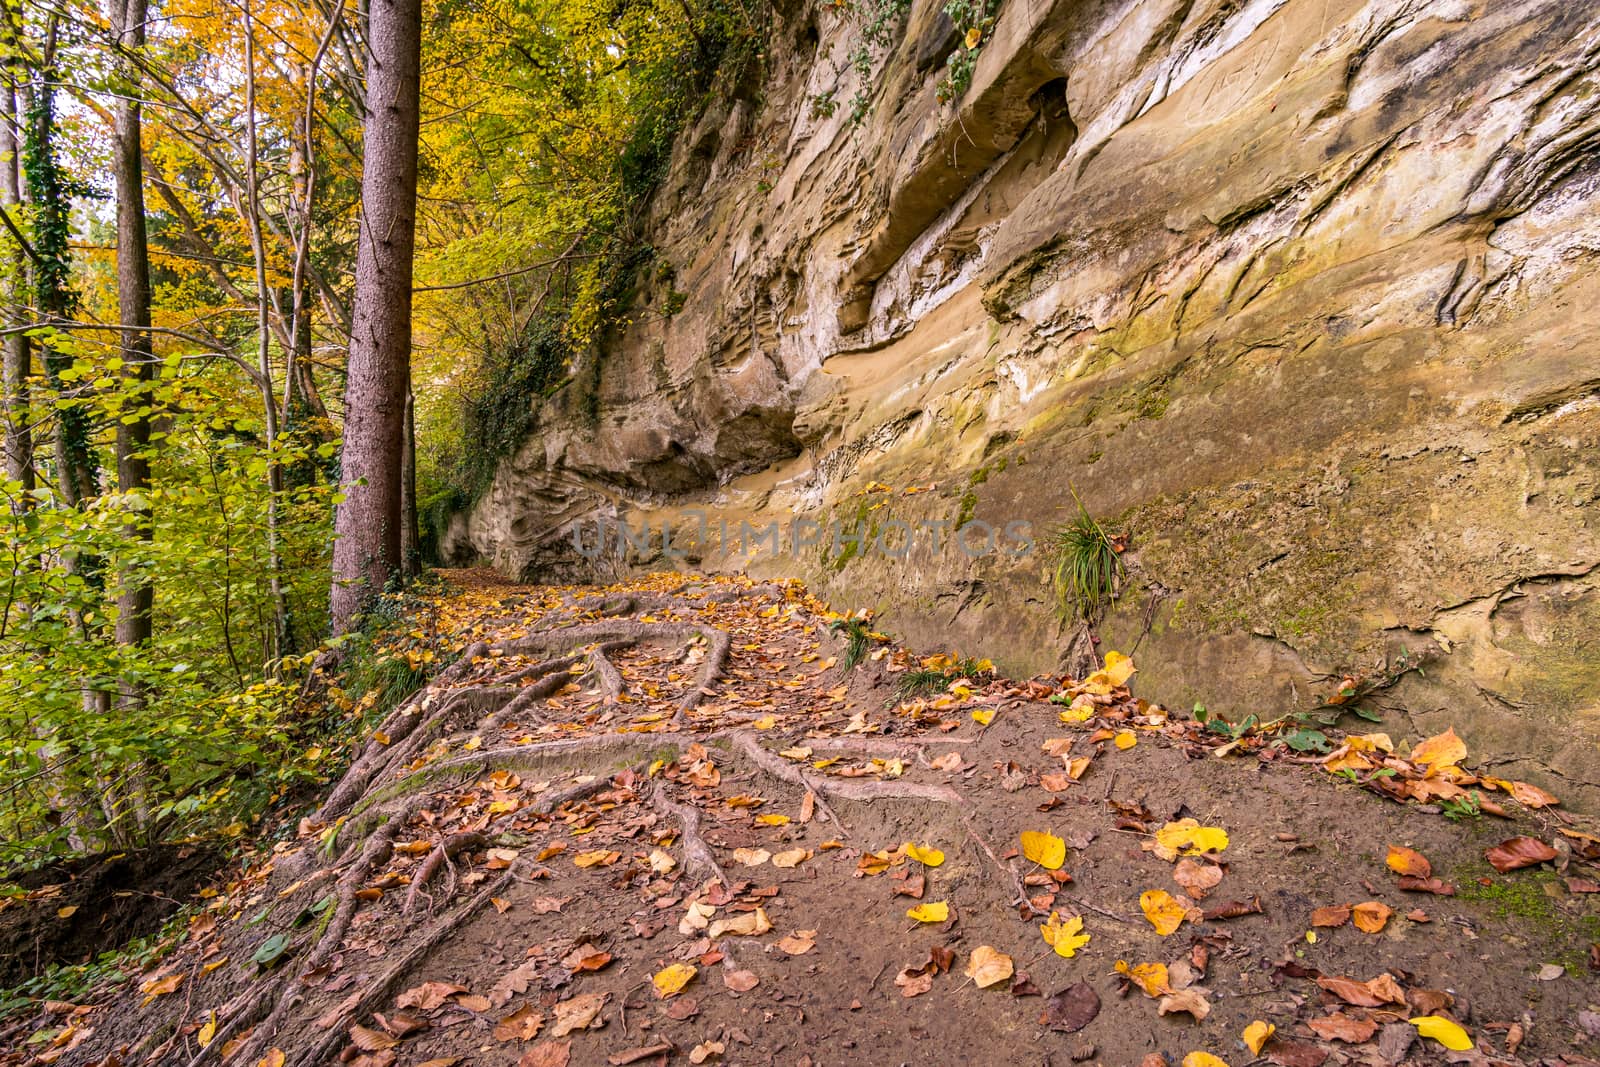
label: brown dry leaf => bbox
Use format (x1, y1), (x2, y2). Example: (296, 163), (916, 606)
(776, 930), (816, 955)
(895, 968), (934, 998)
(723, 970), (759, 992)
(485, 847), (519, 870)
(573, 849), (621, 869)
(1264, 1040), (1329, 1067)
(561, 946), (612, 973)
(493, 1005), (545, 1042)
(1485, 836), (1557, 873)
(1157, 987), (1211, 1021)
(799, 791), (817, 823)
(1316, 973), (1406, 1008)
(1351, 901), (1393, 934)
(457, 993), (492, 1013)
(1386, 845), (1431, 879)
(140, 973), (184, 1001)
(771, 849), (811, 869)
(1040, 981), (1101, 1032)
(689, 1040), (725, 1064)
(1173, 859), (1222, 900)
(1307, 1013), (1378, 1043)
(549, 991), (608, 1037)
(1508, 780), (1558, 808)
(1397, 876), (1455, 895)
(608, 1043), (674, 1065)
(490, 962), (542, 1008)
(349, 1024), (398, 1052)
(964, 946), (1014, 989)
(518, 1041), (571, 1067)
(708, 907), (772, 939)
(1311, 905), (1350, 928)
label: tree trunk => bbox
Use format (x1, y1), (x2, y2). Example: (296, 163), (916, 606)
(329, 0), (422, 634)
(0, 68), (31, 503)
(110, 0), (154, 703)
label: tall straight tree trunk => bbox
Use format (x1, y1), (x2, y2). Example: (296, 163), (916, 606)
(0, 69), (31, 503)
(109, 0), (154, 837)
(110, 0), (153, 696)
(329, 0), (421, 634)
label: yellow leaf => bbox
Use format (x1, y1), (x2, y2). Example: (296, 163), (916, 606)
(1151, 819), (1230, 860)
(1020, 830), (1067, 870)
(1114, 960), (1170, 997)
(1181, 1054), (1230, 1067)
(652, 963), (697, 998)
(1352, 901), (1392, 934)
(1083, 651), (1137, 693)
(904, 841), (945, 867)
(1409, 728), (1467, 770)
(1059, 706), (1093, 724)
(906, 901), (950, 923)
(573, 849), (619, 868)
(198, 1011), (217, 1048)
(753, 714), (777, 729)
(647, 759), (665, 777)
(1140, 889), (1187, 936)
(56, 905), (78, 919)
(755, 814), (791, 826)
(1114, 730), (1137, 750)
(964, 945), (1014, 988)
(972, 708), (995, 726)
(964, 26), (981, 48)
(1409, 1015), (1473, 1051)
(257, 1051), (286, 1067)
(1242, 1020), (1275, 1055)
(1039, 912), (1089, 957)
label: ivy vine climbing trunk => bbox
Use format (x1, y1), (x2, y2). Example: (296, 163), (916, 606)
(329, 0), (422, 634)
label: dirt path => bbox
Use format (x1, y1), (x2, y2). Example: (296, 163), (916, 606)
(10, 571), (1599, 1067)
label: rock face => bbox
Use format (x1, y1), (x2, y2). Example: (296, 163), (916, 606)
(450, 0), (1600, 804)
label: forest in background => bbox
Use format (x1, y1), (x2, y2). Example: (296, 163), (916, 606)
(0, 0), (763, 866)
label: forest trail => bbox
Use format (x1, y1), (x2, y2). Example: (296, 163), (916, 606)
(13, 571), (1600, 1067)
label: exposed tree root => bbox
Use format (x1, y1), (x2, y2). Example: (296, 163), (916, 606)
(403, 831), (490, 916)
(725, 732), (843, 831)
(651, 782), (727, 887)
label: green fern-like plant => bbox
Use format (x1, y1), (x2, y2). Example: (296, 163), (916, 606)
(1050, 496), (1123, 621)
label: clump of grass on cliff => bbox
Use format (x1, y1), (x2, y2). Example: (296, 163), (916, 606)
(1050, 495), (1123, 621)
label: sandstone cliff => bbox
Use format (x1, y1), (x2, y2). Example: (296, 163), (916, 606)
(447, 0), (1600, 805)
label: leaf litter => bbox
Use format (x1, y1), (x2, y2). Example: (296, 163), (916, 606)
(18, 569), (1600, 1067)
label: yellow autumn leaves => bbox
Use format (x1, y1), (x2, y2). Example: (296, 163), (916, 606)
(1039, 912), (1090, 957)
(1020, 829), (1066, 870)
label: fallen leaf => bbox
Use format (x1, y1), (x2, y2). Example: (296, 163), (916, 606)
(1351, 901), (1392, 934)
(573, 850), (620, 868)
(494, 1005), (544, 1042)
(1243, 1020), (1275, 1055)
(652, 964), (696, 999)
(518, 1041), (571, 1067)
(894, 968), (934, 998)
(972, 708), (995, 726)
(964, 946), (1014, 989)
(1114, 960), (1170, 997)
(906, 901), (950, 923)
(1114, 730), (1137, 750)
(1307, 1013), (1378, 1043)
(707, 907), (772, 939)
(1040, 981), (1100, 1032)
(1316, 973), (1406, 1008)
(1020, 830), (1067, 870)
(732, 848), (770, 867)
(723, 970), (758, 992)
(771, 849), (810, 869)
(1386, 845), (1431, 878)
(549, 991), (608, 1036)
(776, 930), (816, 955)
(349, 1023), (398, 1052)
(1181, 1055), (1229, 1067)
(904, 841), (945, 867)
(1040, 911), (1090, 957)
(755, 814), (790, 826)
(1508, 780), (1559, 808)
(1158, 987), (1211, 1021)
(486, 847), (520, 870)
(1311, 905), (1350, 928)
(1485, 836), (1557, 873)
(1409, 1015), (1472, 1051)
(1409, 728), (1466, 769)
(688, 1040), (725, 1064)
(1173, 859), (1222, 899)
(1140, 889), (1187, 936)
(1150, 819), (1229, 860)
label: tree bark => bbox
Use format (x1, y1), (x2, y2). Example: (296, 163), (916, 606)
(329, 0), (422, 634)
(0, 66), (31, 503)
(110, 0), (154, 710)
